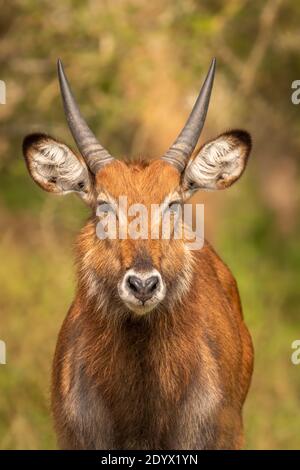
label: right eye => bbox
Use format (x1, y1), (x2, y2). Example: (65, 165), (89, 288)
(166, 201), (182, 214)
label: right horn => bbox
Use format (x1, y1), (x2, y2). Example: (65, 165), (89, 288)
(57, 59), (115, 174)
(161, 58), (216, 172)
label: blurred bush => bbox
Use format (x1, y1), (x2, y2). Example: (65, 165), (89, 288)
(0, 0), (300, 449)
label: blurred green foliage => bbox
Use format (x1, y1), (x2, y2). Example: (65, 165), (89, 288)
(0, 0), (300, 449)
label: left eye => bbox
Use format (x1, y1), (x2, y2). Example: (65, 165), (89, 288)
(97, 202), (114, 215)
(167, 201), (181, 214)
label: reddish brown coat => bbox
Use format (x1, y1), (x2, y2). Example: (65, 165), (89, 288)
(51, 160), (253, 450)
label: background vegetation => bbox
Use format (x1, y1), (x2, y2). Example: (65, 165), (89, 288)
(0, 0), (300, 449)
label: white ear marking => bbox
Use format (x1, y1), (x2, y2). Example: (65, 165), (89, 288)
(23, 134), (92, 200)
(33, 141), (87, 191)
(182, 130), (251, 194)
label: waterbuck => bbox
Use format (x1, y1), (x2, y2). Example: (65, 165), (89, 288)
(22, 58), (253, 450)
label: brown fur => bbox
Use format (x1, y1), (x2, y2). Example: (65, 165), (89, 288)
(49, 159), (254, 450)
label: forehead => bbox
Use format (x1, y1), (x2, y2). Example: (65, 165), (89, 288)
(95, 159), (181, 204)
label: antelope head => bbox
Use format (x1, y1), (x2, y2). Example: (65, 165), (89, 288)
(23, 59), (251, 316)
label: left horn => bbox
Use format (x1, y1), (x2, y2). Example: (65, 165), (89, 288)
(57, 59), (114, 174)
(161, 58), (216, 172)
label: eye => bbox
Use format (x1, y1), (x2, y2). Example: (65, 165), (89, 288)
(167, 201), (182, 214)
(188, 181), (197, 190)
(97, 201), (115, 215)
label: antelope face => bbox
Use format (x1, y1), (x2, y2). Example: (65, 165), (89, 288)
(23, 59), (251, 316)
(93, 159), (184, 315)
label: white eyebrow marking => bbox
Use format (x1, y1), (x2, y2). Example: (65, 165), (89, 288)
(97, 191), (118, 209)
(161, 190), (182, 211)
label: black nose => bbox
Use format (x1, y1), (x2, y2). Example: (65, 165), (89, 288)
(127, 275), (160, 302)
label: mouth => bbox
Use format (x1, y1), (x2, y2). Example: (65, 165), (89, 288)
(123, 299), (161, 315)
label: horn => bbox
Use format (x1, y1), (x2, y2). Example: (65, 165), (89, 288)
(57, 59), (114, 174)
(161, 58), (216, 172)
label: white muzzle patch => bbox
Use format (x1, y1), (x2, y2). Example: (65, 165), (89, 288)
(118, 268), (166, 315)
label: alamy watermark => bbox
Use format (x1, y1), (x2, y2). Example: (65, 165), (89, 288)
(0, 83), (6, 365)
(0, 340), (6, 364)
(291, 80), (300, 105)
(0, 80), (6, 104)
(96, 197), (205, 250)
(291, 340), (300, 365)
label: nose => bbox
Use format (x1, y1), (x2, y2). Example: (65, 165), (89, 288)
(127, 275), (160, 302)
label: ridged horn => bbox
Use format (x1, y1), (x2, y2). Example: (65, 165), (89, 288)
(57, 59), (114, 174)
(161, 58), (216, 172)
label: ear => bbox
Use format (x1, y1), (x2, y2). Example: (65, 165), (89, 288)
(182, 130), (251, 197)
(23, 133), (94, 204)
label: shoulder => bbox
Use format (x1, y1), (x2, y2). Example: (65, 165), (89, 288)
(192, 240), (243, 315)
